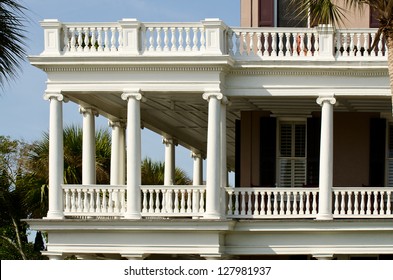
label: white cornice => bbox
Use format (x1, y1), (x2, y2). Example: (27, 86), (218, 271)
(229, 69), (388, 77)
(40, 66), (228, 72)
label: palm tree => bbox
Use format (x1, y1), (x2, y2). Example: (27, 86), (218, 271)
(294, 1), (393, 111)
(0, 0), (27, 85)
(24, 125), (112, 217)
(141, 157), (191, 185)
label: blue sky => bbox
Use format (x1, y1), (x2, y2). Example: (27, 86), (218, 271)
(0, 0), (240, 181)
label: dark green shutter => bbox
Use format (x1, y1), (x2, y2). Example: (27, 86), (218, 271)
(369, 118), (386, 187)
(260, 117), (276, 186)
(307, 117), (321, 186)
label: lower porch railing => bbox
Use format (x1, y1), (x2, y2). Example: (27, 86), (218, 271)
(62, 185), (393, 219)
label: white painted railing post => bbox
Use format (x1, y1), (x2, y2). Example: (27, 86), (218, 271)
(203, 91), (223, 219)
(316, 95), (336, 220)
(122, 89), (144, 219)
(41, 19), (63, 55)
(44, 92), (65, 219)
(201, 19), (229, 55)
(316, 24), (335, 60)
(119, 18), (141, 55)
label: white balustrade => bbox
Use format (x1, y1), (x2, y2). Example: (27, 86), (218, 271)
(226, 188), (319, 218)
(42, 20), (385, 62)
(62, 23), (122, 54)
(335, 29), (386, 59)
(140, 185), (205, 217)
(63, 185), (126, 217)
(230, 28), (319, 59)
(141, 23), (205, 54)
(333, 188), (393, 218)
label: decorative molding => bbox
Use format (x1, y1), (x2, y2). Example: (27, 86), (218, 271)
(162, 137), (178, 146)
(42, 66), (226, 73)
(108, 120), (126, 129)
(228, 69), (388, 77)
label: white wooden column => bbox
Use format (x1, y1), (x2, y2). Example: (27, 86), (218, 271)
(44, 92), (65, 219)
(121, 90), (144, 219)
(220, 98), (228, 215)
(203, 91), (223, 219)
(109, 120), (122, 185)
(79, 107), (98, 185)
(191, 151), (203, 214)
(119, 122), (126, 185)
(163, 137), (176, 185)
(316, 95), (336, 220)
(191, 151), (203, 185)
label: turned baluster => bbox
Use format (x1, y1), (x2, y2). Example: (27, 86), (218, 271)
(279, 191), (285, 215)
(84, 27), (90, 52)
(228, 29), (234, 56)
(185, 27), (191, 51)
(199, 189), (205, 213)
(65, 189), (71, 213)
(108, 189), (113, 213)
(247, 191), (253, 215)
(76, 27), (83, 52)
(366, 191), (372, 215)
(253, 191), (260, 215)
(95, 189), (101, 213)
(292, 33), (298, 57)
(161, 189), (166, 214)
(305, 192), (311, 215)
(360, 191), (366, 215)
(299, 191), (304, 215)
(178, 27), (184, 51)
(162, 27), (169, 51)
(90, 28), (97, 52)
(186, 189), (192, 213)
(241, 32), (247, 55)
(156, 27), (162, 51)
(103, 27), (110, 52)
(306, 32), (312, 56)
(249, 32), (255, 56)
(102, 189), (107, 213)
(373, 191), (379, 215)
(110, 27), (117, 51)
(227, 190), (233, 215)
(234, 191), (239, 215)
(180, 189), (186, 213)
(378, 34), (383, 57)
(141, 189), (148, 213)
(192, 27), (199, 51)
(235, 33), (241, 56)
(200, 27), (206, 51)
(299, 33), (305, 57)
(70, 27), (77, 52)
(266, 192), (272, 215)
(314, 33), (319, 55)
(340, 191), (346, 215)
(285, 33), (291, 56)
(334, 191), (340, 215)
(356, 33), (361, 56)
(286, 191), (292, 215)
(387, 191), (392, 215)
(312, 191), (317, 215)
(256, 32), (262, 56)
(148, 27), (155, 51)
(380, 191), (385, 215)
(292, 191), (298, 215)
(240, 191), (246, 215)
(170, 27), (177, 51)
(354, 191), (359, 215)
(278, 32), (284, 57)
(71, 189), (76, 212)
(349, 33), (355, 56)
(370, 33), (376, 56)
(173, 189), (179, 213)
(271, 33), (277, 56)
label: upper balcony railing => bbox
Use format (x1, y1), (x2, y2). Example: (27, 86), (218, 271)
(40, 19), (388, 62)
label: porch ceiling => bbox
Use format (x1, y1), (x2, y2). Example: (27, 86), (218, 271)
(66, 91), (392, 171)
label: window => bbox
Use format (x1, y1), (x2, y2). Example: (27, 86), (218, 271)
(258, 0), (308, 27)
(277, 121), (306, 187)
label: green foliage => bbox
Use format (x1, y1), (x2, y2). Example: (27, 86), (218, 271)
(141, 157), (191, 185)
(0, 0), (27, 85)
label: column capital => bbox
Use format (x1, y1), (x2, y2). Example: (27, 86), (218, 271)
(43, 92), (67, 102)
(108, 119), (126, 129)
(79, 106), (99, 117)
(162, 137), (177, 146)
(203, 91), (224, 101)
(121, 89), (146, 102)
(317, 95), (336, 106)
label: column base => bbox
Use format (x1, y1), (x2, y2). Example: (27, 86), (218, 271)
(315, 213), (333, 220)
(123, 212), (142, 219)
(45, 211), (64, 219)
